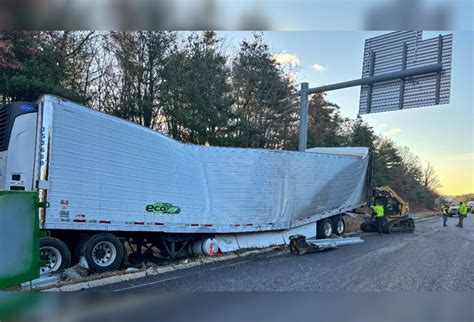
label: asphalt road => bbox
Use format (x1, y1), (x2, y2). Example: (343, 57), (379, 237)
(93, 215), (473, 292)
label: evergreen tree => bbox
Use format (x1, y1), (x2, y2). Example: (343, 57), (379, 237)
(231, 33), (298, 149)
(0, 31), (82, 103)
(161, 31), (234, 145)
(347, 115), (376, 149)
(306, 93), (348, 148)
(372, 137), (437, 210)
(109, 31), (176, 128)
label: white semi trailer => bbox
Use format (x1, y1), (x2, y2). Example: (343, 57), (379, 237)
(0, 95), (373, 273)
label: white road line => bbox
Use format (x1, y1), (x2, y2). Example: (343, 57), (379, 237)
(113, 275), (186, 292)
(208, 260), (249, 271)
(113, 260), (250, 292)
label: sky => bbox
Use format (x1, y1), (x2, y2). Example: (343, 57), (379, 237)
(220, 31), (473, 196)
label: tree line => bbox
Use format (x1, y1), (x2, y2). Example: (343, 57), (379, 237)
(0, 31), (440, 209)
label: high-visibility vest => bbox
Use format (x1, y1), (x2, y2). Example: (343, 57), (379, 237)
(459, 204), (468, 216)
(441, 206), (448, 215)
(371, 205), (384, 217)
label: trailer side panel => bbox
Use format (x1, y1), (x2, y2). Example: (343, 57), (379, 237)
(41, 96), (369, 233)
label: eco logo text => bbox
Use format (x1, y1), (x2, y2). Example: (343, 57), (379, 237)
(145, 203), (181, 214)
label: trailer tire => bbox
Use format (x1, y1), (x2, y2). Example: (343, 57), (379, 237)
(72, 235), (93, 264)
(40, 237), (71, 274)
(317, 218), (333, 239)
(83, 233), (124, 273)
(332, 216), (345, 236)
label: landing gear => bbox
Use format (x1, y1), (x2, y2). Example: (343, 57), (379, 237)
(159, 234), (194, 258)
(124, 234), (195, 260)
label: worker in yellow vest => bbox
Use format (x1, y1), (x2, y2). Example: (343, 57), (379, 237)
(456, 202), (468, 228)
(441, 204), (449, 227)
(371, 203), (385, 235)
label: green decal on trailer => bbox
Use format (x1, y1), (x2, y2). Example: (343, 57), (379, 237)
(145, 203), (181, 214)
(0, 191), (40, 289)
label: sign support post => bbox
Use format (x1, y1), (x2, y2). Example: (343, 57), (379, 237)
(298, 82), (309, 152)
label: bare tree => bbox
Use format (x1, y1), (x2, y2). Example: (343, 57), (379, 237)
(422, 161), (441, 191)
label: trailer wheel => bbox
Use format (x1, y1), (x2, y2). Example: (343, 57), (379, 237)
(40, 237), (71, 274)
(332, 216), (345, 236)
(83, 234), (124, 273)
(317, 219), (333, 239)
(72, 235), (93, 264)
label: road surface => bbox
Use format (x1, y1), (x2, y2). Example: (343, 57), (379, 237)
(93, 215), (473, 292)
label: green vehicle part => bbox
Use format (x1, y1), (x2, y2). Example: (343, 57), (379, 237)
(0, 191), (41, 290)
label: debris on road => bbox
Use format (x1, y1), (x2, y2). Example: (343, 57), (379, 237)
(60, 264), (90, 281)
(21, 274), (61, 290)
(33, 246), (280, 291)
(289, 235), (364, 255)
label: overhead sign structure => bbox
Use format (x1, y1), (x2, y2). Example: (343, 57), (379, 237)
(298, 31), (453, 151)
(359, 31), (453, 114)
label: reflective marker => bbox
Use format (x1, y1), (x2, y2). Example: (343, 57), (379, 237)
(19, 104), (34, 112)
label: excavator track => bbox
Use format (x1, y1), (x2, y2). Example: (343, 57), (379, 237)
(384, 217), (415, 234)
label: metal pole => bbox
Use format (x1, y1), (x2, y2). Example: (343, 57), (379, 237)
(297, 63), (443, 152)
(305, 63), (442, 95)
(298, 82), (309, 152)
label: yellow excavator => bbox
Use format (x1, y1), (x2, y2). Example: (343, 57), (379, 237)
(360, 186), (415, 234)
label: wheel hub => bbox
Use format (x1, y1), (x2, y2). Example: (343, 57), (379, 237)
(40, 246), (62, 274)
(337, 220), (344, 233)
(95, 249), (106, 259)
(324, 222), (332, 236)
(92, 241), (117, 267)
